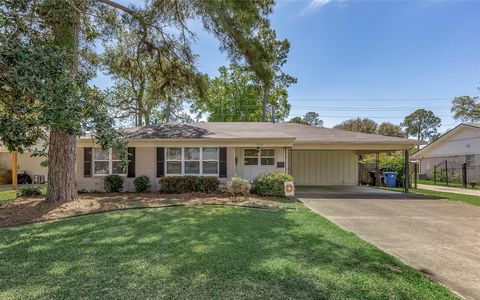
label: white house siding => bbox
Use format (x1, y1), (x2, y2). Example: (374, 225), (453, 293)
(290, 150), (358, 185)
(234, 147), (287, 182)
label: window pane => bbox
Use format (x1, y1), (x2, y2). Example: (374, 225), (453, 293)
(467, 155), (475, 166)
(261, 149), (275, 157)
(185, 161), (200, 174)
(244, 157), (258, 166)
(112, 148), (123, 160)
(93, 148), (109, 160)
(203, 148), (218, 160)
(112, 161), (126, 174)
(184, 148), (200, 160)
(261, 157), (275, 166)
(94, 161), (109, 174)
(166, 161), (182, 174)
(203, 161), (218, 174)
(167, 148), (182, 160)
(244, 149), (259, 157)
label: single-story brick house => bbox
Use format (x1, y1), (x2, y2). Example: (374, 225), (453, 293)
(1, 122), (422, 191)
(412, 123), (480, 182)
(75, 122), (421, 191)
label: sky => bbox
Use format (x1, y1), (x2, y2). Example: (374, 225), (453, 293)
(94, 0), (480, 132)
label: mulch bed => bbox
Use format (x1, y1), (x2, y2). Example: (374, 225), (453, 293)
(0, 192), (286, 227)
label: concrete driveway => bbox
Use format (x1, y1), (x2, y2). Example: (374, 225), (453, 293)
(297, 186), (480, 300)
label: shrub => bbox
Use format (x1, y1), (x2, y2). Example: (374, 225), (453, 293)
(159, 176), (219, 194)
(134, 176), (150, 193)
(226, 177), (251, 202)
(16, 186), (42, 197)
(104, 175), (124, 193)
(253, 172), (293, 197)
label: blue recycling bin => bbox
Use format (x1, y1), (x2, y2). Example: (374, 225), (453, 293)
(383, 172), (398, 188)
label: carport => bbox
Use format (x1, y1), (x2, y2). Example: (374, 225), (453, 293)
(280, 123), (424, 190)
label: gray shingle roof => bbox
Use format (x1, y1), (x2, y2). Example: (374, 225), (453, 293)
(120, 122), (422, 145)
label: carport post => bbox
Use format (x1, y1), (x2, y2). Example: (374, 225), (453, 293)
(403, 149), (409, 193)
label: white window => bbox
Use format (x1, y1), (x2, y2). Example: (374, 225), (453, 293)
(202, 148), (219, 174)
(244, 149), (275, 166)
(165, 147), (219, 176)
(166, 148), (182, 175)
(466, 155), (475, 167)
(260, 149), (275, 166)
(93, 148), (126, 175)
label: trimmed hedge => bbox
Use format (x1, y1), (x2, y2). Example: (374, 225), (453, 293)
(104, 175), (124, 193)
(253, 172), (293, 197)
(134, 176), (150, 193)
(159, 176), (219, 194)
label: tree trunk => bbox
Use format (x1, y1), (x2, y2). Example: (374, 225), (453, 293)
(44, 2), (80, 203)
(46, 130), (78, 202)
(261, 84), (268, 122)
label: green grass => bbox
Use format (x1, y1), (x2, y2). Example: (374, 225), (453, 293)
(0, 190), (16, 203)
(0, 204), (456, 299)
(385, 187), (480, 207)
(417, 179), (479, 190)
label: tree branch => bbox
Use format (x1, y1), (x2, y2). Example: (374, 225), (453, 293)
(96, 0), (135, 15)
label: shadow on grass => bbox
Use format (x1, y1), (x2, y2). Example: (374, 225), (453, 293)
(0, 206), (455, 299)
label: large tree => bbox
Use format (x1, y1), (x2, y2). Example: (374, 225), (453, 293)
(288, 112), (323, 127)
(333, 118), (378, 134)
(402, 109), (441, 148)
(192, 64), (291, 122)
(451, 96), (480, 123)
(377, 122), (405, 137)
(0, 0), (277, 202)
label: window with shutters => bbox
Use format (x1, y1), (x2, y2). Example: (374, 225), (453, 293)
(165, 147), (219, 176)
(92, 148), (126, 175)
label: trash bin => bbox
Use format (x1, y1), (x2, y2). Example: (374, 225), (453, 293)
(383, 172), (398, 188)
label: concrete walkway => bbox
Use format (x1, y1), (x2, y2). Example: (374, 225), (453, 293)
(417, 184), (480, 197)
(297, 186), (480, 300)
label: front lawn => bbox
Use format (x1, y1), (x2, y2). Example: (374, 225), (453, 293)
(0, 204), (456, 299)
(0, 190), (16, 203)
(386, 187), (480, 207)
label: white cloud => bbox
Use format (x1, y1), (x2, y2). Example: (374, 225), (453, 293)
(300, 0), (347, 15)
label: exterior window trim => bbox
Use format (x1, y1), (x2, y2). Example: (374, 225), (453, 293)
(244, 148), (275, 166)
(165, 147), (219, 176)
(92, 148), (127, 176)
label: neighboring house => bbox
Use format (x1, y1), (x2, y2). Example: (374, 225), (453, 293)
(2, 122), (422, 191)
(413, 123), (480, 182)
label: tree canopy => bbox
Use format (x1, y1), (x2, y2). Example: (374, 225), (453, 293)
(402, 109), (441, 147)
(288, 112), (323, 127)
(377, 122), (405, 137)
(0, 0), (280, 202)
(451, 96), (480, 123)
(333, 118), (378, 134)
(192, 64), (291, 122)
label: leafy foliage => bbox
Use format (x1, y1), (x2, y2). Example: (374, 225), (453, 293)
(402, 109), (441, 144)
(159, 176), (219, 194)
(133, 176), (150, 193)
(334, 118), (378, 134)
(104, 175), (124, 193)
(451, 96), (480, 123)
(253, 172), (293, 197)
(289, 112), (323, 127)
(377, 122), (405, 137)
(16, 186), (43, 197)
(192, 64), (291, 122)
(226, 177), (251, 201)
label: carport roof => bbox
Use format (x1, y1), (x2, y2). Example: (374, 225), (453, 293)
(80, 122), (423, 147)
